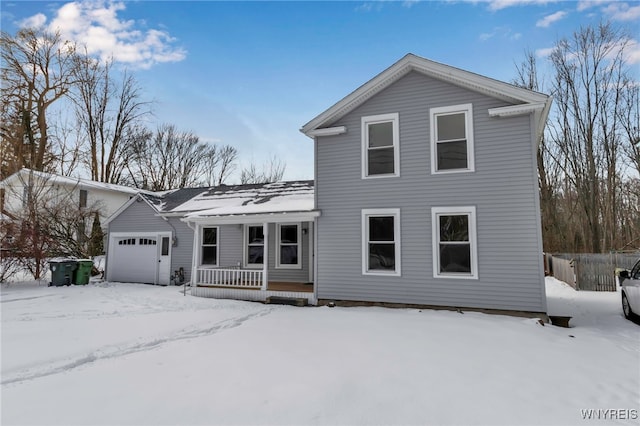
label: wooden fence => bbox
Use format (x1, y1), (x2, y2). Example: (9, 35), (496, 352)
(545, 252), (639, 291)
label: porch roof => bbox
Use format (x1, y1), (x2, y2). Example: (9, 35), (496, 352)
(179, 180), (318, 223)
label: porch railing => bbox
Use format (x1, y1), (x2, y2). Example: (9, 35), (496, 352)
(196, 267), (263, 289)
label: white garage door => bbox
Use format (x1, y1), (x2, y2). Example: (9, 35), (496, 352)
(109, 237), (158, 284)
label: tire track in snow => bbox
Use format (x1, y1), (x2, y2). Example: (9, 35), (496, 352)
(2, 307), (273, 386)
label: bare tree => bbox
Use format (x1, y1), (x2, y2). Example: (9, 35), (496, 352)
(201, 144), (238, 186)
(124, 124), (238, 190)
(525, 22), (640, 253)
(0, 29), (77, 178)
(1, 171), (103, 279)
(70, 55), (151, 183)
(240, 155), (286, 184)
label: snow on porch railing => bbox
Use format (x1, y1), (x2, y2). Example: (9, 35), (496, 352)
(196, 267), (262, 289)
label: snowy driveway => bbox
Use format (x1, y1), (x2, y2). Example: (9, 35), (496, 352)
(1, 279), (639, 425)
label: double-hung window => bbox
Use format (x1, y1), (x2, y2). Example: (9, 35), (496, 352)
(201, 227), (218, 265)
(362, 113), (399, 178)
(276, 223), (301, 269)
(245, 225), (264, 267)
(430, 104), (474, 173)
(432, 206), (478, 279)
(362, 209), (401, 276)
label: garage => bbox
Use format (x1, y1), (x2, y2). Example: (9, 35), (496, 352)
(108, 236), (159, 284)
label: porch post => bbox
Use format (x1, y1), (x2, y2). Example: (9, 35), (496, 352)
(190, 223), (200, 287)
(261, 222), (268, 291)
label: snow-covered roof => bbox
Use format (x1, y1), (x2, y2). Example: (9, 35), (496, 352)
(135, 180), (315, 219)
(0, 168), (153, 196)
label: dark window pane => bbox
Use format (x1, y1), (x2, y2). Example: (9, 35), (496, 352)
(202, 246), (217, 265)
(369, 216), (395, 241)
(203, 228), (217, 245)
(439, 215), (469, 242)
(437, 113), (466, 141)
(79, 189), (88, 208)
(248, 226), (264, 244)
(248, 246), (264, 264)
(368, 148), (395, 175)
(439, 243), (471, 273)
(368, 121), (393, 148)
(161, 237), (169, 256)
(280, 246), (298, 265)
(437, 140), (467, 170)
(369, 243), (395, 270)
(280, 225), (298, 243)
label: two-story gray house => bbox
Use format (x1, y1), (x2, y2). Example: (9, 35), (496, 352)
(105, 54), (551, 316)
(301, 53), (551, 314)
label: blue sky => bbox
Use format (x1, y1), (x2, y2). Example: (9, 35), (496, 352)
(2, 1), (639, 182)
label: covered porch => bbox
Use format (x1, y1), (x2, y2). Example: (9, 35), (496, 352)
(185, 210), (319, 304)
(192, 272), (316, 304)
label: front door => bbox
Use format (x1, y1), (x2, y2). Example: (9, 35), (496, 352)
(158, 235), (171, 285)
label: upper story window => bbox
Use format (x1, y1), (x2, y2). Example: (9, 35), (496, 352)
(430, 104), (474, 174)
(431, 206), (478, 279)
(201, 227), (218, 265)
(276, 223), (301, 269)
(362, 113), (400, 178)
(362, 208), (401, 276)
(79, 189), (88, 208)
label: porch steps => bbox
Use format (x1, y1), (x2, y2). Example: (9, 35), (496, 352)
(265, 296), (308, 307)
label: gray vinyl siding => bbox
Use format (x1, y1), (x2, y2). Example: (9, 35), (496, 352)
(107, 201), (195, 282)
(315, 71), (546, 312)
(201, 222), (311, 283)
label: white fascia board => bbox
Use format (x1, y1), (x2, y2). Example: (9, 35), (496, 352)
(305, 126), (347, 137)
(182, 210), (321, 225)
(488, 103), (547, 117)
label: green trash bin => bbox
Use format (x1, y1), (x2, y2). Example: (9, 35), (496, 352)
(49, 259), (78, 286)
(74, 259), (93, 285)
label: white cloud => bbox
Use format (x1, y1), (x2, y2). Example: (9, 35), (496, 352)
(19, 12), (47, 29)
(576, 0), (610, 11)
(487, 0), (558, 12)
(20, 1), (186, 69)
(402, 0), (420, 8)
(535, 46), (555, 58)
(536, 10), (568, 27)
(602, 2), (640, 21)
(478, 26), (521, 41)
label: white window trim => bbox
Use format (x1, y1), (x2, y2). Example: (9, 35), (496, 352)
(361, 113), (400, 179)
(431, 206), (478, 280)
(275, 223), (302, 269)
(200, 226), (219, 266)
(430, 104), (475, 174)
(362, 208), (401, 276)
(243, 224), (264, 269)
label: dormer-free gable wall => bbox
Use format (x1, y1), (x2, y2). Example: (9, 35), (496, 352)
(314, 70), (546, 313)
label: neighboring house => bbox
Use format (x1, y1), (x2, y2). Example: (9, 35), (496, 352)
(0, 168), (143, 222)
(301, 53), (552, 314)
(105, 181), (318, 302)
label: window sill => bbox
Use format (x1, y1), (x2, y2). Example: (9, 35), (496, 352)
(363, 270), (401, 277)
(431, 168), (475, 175)
(434, 273), (478, 280)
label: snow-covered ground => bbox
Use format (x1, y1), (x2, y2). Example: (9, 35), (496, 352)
(1, 277), (638, 425)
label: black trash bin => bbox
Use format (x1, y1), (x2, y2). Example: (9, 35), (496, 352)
(49, 259), (78, 286)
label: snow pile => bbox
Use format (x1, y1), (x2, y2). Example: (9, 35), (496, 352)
(1, 278), (638, 425)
